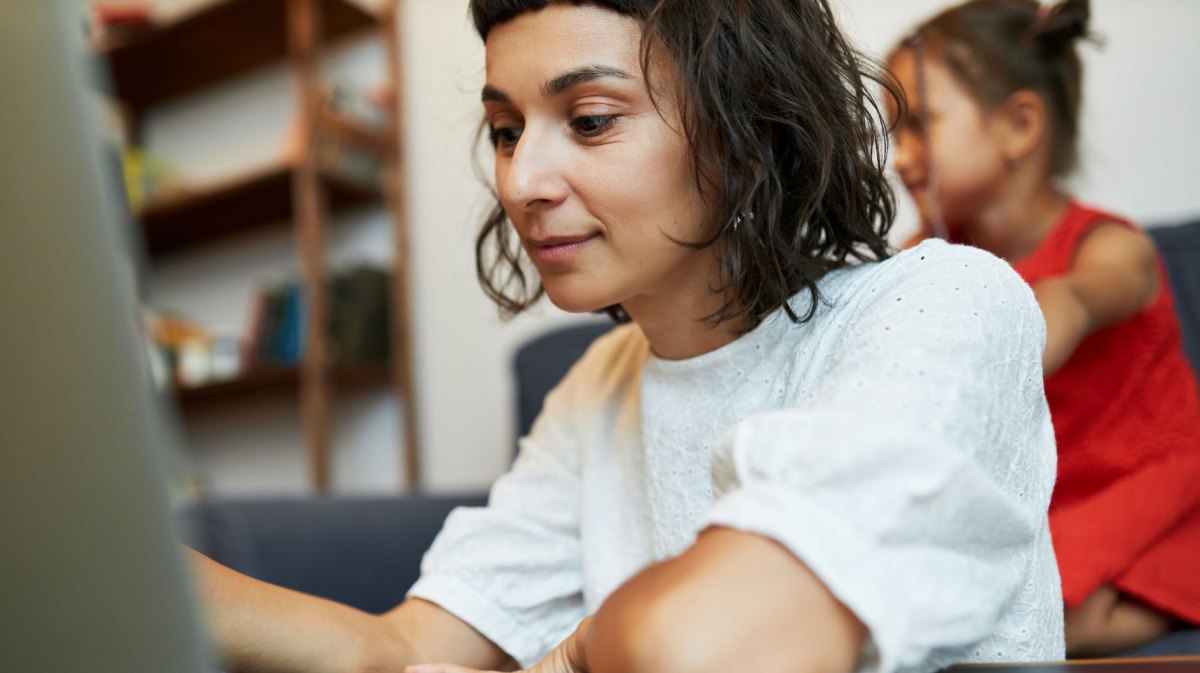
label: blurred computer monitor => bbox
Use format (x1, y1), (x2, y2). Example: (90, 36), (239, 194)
(0, 1), (212, 671)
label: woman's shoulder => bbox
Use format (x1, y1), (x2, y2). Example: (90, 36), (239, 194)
(823, 239), (1037, 317)
(803, 240), (1046, 372)
(550, 322), (648, 394)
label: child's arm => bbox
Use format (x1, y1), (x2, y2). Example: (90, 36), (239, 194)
(1032, 223), (1159, 376)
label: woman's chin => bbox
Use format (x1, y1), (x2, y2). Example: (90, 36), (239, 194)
(542, 284), (614, 315)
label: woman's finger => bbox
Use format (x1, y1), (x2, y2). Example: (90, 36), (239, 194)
(405, 664), (503, 673)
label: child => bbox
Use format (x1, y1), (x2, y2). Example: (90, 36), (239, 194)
(890, 0), (1200, 656)
(194, 2), (1064, 672)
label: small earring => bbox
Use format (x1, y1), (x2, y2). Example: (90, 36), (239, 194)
(732, 211), (754, 232)
(1005, 156), (1020, 171)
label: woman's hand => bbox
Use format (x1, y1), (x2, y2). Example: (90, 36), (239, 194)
(403, 617), (591, 673)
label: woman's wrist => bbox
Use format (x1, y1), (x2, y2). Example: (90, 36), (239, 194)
(565, 616), (593, 671)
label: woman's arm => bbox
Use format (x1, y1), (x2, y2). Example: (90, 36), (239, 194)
(192, 550), (515, 673)
(406, 529), (864, 673)
(1033, 223), (1159, 375)
(584, 527), (866, 673)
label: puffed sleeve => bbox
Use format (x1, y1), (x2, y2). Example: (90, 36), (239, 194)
(407, 366), (587, 667)
(705, 242), (1060, 672)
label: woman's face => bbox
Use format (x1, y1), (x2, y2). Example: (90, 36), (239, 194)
(483, 4), (715, 319)
(888, 48), (1010, 236)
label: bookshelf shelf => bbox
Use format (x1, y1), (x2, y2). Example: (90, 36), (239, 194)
(98, 0), (378, 112)
(176, 363), (390, 409)
(139, 163), (381, 258)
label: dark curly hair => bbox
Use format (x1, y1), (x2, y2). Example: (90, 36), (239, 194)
(894, 0), (1097, 178)
(470, 0), (899, 328)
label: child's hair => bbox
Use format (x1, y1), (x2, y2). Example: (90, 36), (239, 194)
(896, 0), (1096, 178)
(469, 0), (899, 327)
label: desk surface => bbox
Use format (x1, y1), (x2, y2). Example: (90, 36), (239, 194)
(952, 657), (1200, 671)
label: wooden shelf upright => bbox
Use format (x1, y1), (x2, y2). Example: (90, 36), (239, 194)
(98, 0), (420, 492)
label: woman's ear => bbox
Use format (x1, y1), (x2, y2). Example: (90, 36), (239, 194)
(999, 89), (1048, 167)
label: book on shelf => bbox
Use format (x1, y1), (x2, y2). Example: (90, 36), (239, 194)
(145, 265), (391, 394)
(87, 2), (153, 45)
(328, 265), (391, 365)
(247, 264), (392, 370)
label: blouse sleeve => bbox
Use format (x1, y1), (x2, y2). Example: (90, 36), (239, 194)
(407, 367), (588, 667)
(704, 243), (1059, 673)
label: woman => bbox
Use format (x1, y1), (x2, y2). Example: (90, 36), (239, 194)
(195, 2), (1063, 672)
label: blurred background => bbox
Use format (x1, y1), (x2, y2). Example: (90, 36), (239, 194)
(85, 0), (1200, 498)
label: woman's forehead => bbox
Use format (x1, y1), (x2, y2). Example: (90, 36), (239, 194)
(484, 4), (645, 86)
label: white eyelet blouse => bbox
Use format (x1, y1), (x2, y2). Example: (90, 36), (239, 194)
(409, 239), (1066, 673)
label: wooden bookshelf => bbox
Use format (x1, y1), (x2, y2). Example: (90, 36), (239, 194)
(98, 0), (420, 492)
(140, 163), (381, 258)
(99, 0), (378, 112)
(176, 363), (390, 409)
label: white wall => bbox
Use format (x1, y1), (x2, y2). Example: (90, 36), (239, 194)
(143, 0), (1200, 495)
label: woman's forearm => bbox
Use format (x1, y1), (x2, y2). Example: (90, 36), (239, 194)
(190, 550), (411, 673)
(191, 550), (516, 673)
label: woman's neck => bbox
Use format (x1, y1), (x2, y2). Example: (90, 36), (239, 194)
(637, 311), (748, 361)
(623, 251), (751, 361)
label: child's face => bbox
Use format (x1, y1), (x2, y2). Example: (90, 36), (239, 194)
(888, 48), (1011, 235)
(483, 4), (714, 319)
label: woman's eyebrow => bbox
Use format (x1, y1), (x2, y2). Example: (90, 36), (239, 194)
(481, 85), (509, 104)
(541, 64), (633, 97)
(481, 64), (634, 104)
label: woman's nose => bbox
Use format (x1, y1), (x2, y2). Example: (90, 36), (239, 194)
(498, 126), (569, 213)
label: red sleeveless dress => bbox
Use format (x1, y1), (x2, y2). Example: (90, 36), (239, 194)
(1013, 201), (1200, 622)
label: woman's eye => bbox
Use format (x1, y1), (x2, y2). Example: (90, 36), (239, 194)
(570, 115), (618, 138)
(488, 125), (522, 150)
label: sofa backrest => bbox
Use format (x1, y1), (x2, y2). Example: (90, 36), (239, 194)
(181, 494), (487, 614)
(1148, 219), (1200, 379)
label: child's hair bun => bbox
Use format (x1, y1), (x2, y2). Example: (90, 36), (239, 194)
(1027, 0), (1093, 51)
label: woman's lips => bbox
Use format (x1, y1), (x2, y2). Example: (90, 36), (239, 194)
(529, 234), (598, 264)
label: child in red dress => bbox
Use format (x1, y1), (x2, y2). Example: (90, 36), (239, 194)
(890, 0), (1200, 656)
